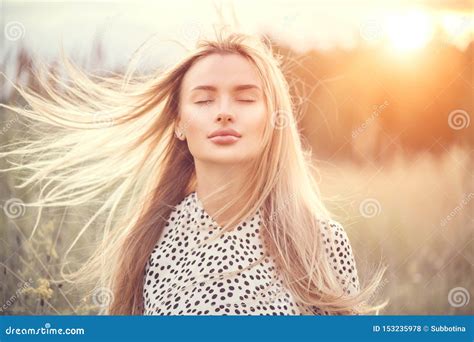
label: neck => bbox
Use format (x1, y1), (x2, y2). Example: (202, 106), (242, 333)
(194, 160), (250, 228)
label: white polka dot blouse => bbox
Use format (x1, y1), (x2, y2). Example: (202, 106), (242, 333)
(143, 191), (360, 315)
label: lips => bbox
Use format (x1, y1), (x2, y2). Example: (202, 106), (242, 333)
(208, 128), (242, 139)
(208, 128), (242, 145)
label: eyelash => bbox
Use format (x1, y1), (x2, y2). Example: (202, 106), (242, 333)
(195, 100), (213, 105)
(194, 99), (256, 105)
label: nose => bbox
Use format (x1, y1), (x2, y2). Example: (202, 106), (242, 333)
(214, 96), (235, 123)
(216, 112), (234, 123)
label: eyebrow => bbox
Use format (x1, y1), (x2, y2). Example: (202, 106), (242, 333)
(190, 84), (262, 92)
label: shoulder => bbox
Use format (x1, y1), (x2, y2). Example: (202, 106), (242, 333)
(318, 219), (352, 251)
(317, 218), (360, 295)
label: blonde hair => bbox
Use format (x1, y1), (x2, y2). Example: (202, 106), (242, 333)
(0, 31), (387, 315)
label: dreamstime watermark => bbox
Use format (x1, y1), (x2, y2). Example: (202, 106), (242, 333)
(4, 21), (25, 41)
(177, 101), (211, 138)
(268, 193), (296, 223)
(5, 322), (85, 336)
(259, 284), (292, 306)
(359, 19), (384, 42)
(440, 192), (473, 227)
(92, 112), (115, 127)
(92, 287), (114, 311)
(271, 109), (293, 129)
(0, 114), (20, 136)
(352, 100), (389, 139)
(448, 109), (470, 130)
(448, 287), (470, 308)
(180, 20), (202, 44)
(355, 277), (389, 311)
(444, 15), (472, 39)
(1, 198), (26, 219)
(0, 278), (33, 313)
(282, 12), (300, 28)
(359, 198), (381, 218)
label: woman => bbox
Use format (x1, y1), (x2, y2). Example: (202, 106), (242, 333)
(0, 31), (386, 315)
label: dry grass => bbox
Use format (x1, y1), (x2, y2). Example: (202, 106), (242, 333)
(318, 146), (473, 314)
(1, 142), (471, 315)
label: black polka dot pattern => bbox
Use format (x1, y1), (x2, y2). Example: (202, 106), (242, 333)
(142, 191), (360, 315)
(320, 219), (360, 297)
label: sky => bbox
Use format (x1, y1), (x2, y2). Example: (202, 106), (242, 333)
(0, 0), (473, 71)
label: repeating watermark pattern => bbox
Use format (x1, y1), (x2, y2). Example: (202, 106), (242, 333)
(440, 192), (474, 227)
(268, 193), (296, 223)
(359, 19), (384, 42)
(178, 101), (211, 138)
(355, 278), (389, 310)
(180, 20), (202, 45)
(271, 109), (293, 129)
(448, 109), (470, 130)
(282, 13), (300, 28)
(1, 198), (26, 219)
(352, 100), (389, 139)
(445, 15), (472, 38)
(448, 287), (470, 308)
(92, 112), (115, 127)
(0, 114), (20, 136)
(4, 21), (26, 41)
(432, 16), (472, 56)
(240, 281), (292, 307)
(91, 287), (114, 309)
(359, 198), (381, 218)
(0, 278), (33, 313)
(260, 285), (292, 306)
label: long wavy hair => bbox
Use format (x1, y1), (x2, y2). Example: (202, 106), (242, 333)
(0, 31), (386, 315)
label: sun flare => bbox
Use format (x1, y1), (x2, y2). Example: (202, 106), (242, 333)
(384, 9), (434, 54)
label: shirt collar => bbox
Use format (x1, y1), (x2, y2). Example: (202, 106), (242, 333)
(184, 191), (262, 231)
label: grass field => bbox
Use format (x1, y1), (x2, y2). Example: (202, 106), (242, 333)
(318, 146), (473, 314)
(1, 140), (471, 315)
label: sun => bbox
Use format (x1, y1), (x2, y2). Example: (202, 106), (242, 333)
(384, 9), (434, 54)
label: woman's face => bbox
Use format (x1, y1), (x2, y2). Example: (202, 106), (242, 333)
(178, 53), (267, 165)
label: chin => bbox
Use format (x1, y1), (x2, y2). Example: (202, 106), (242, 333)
(204, 153), (250, 165)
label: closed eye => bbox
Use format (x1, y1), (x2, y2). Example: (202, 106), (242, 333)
(237, 99), (256, 103)
(195, 100), (214, 105)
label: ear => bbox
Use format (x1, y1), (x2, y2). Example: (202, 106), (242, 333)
(174, 118), (186, 141)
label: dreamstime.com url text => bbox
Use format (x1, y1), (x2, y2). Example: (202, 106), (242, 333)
(4, 322), (85, 336)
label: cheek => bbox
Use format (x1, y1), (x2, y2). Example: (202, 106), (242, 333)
(180, 107), (208, 137)
(246, 104), (268, 138)
(179, 110), (206, 157)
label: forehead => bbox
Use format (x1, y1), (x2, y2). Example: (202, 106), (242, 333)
(181, 53), (262, 92)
